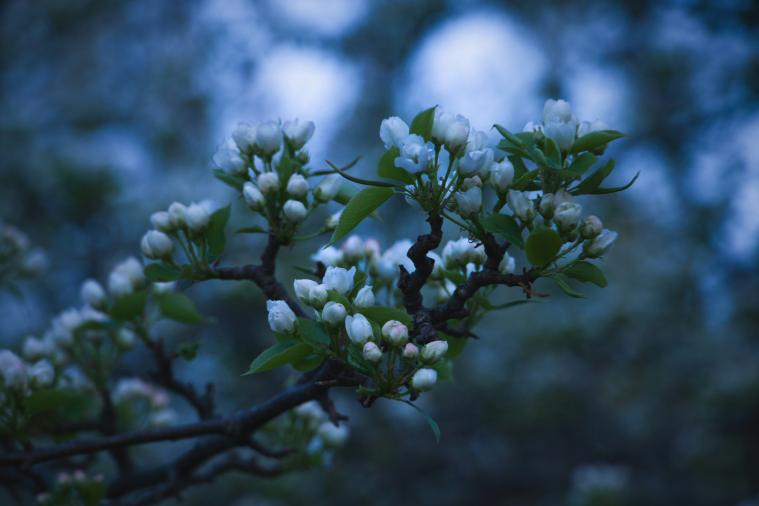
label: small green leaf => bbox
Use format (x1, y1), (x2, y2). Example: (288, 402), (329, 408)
(292, 354), (324, 372)
(330, 186), (395, 244)
(564, 261), (608, 287)
(245, 341), (313, 374)
(333, 183), (358, 205)
(511, 168), (541, 191)
(355, 306), (412, 327)
(480, 214), (524, 248)
(212, 169), (246, 191)
(158, 293), (204, 324)
(410, 106), (437, 141)
(588, 171), (640, 195)
(144, 263), (182, 282)
(236, 225), (268, 234)
(110, 292), (148, 321)
(207, 205), (231, 259)
(178, 342), (199, 361)
(525, 228), (563, 266)
(543, 137), (561, 168)
(493, 124), (524, 148)
(549, 274), (585, 298)
(568, 152), (597, 175)
(296, 318), (331, 347)
(573, 159), (615, 195)
(326, 160), (398, 188)
(401, 400), (441, 443)
(571, 130), (624, 154)
(378, 147), (415, 184)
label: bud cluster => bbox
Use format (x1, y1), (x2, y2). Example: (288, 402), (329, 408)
(0, 221), (48, 288)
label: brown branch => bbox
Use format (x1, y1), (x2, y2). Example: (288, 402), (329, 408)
(397, 213), (443, 314)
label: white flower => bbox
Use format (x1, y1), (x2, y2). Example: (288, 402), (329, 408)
(381, 320), (408, 346)
(282, 118), (315, 149)
(499, 253), (516, 274)
(213, 138), (246, 175)
(322, 301), (347, 325)
(294, 400), (325, 422)
(317, 421), (349, 447)
(150, 211), (173, 233)
(584, 229), (618, 258)
(108, 273), (133, 297)
(257, 172), (280, 194)
(428, 251), (444, 280)
(81, 279), (106, 308)
(421, 340), (448, 363)
(294, 279), (319, 304)
(254, 121), (282, 155)
(341, 235), (365, 263)
(29, 360), (55, 388)
(379, 116), (410, 149)
(365, 239), (381, 260)
(0, 350), (26, 389)
(22, 335), (53, 361)
(554, 202), (583, 231)
(286, 174), (309, 198)
(539, 193), (555, 218)
(353, 286), (375, 307)
(115, 328), (136, 349)
(411, 368), (438, 391)
(507, 190), (535, 222)
(168, 202), (187, 228)
(543, 99), (573, 123)
(153, 281), (176, 294)
(231, 123), (257, 152)
(344, 313), (373, 344)
(432, 109), (470, 150)
(283, 200), (307, 223)
(459, 148), (494, 177)
(266, 300), (297, 333)
(542, 99), (578, 151)
(141, 230), (174, 260)
(309, 284), (328, 308)
(323, 266), (355, 295)
(577, 119), (609, 138)
(149, 409), (177, 428)
(185, 203), (210, 233)
(112, 257), (145, 288)
(402, 342), (419, 359)
(442, 237), (476, 269)
(394, 134), (430, 173)
(455, 186), (482, 217)
(523, 121), (543, 133)
(313, 174), (341, 202)
(374, 240), (414, 280)
(311, 246), (343, 266)
(243, 182), (265, 210)
(580, 215), (603, 239)
(363, 341), (383, 362)
(489, 160), (514, 193)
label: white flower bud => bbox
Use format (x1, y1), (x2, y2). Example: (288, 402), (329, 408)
(344, 313), (373, 345)
(402, 342), (419, 359)
(341, 235), (365, 263)
(254, 121), (282, 156)
(461, 175), (482, 190)
(317, 421), (349, 447)
(243, 182), (265, 210)
(311, 246), (343, 266)
(394, 134), (430, 173)
(539, 193), (555, 218)
(112, 257), (145, 288)
(322, 301), (347, 325)
(81, 279), (106, 308)
(168, 202), (187, 228)
(499, 253), (516, 274)
(326, 210), (342, 230)
(294, 400), (325, 422)
(382, 320), (408, 346)
(23, 336), (52, 361)
(115, 328), (136, 349)
(411, 368), (437, 391)
(308, 284), (328, 309)
(365, 239), (380, 260)
(455, 187), (482, 217)
(108, 272), (133, 297)
(283, 200), (307, 223)
(282, 118), (315, 149)
(432, 109), (470, 151)
(459, 148), (494, 177)
(554, 202), (583, 231)
(141, 230), (174, 260)
(294, 279), (319, 304)
(323, 266), (355, 295)
(0, 350), (27, 389)
(185, 203), (210, 233)
(213, 138), (246, 175)
(380, 117), (410, 149)
(286, 174), (309, 198)
(314, 174), (342, 202)
(353, 286), (375, 307)
(577, 119), (609, 138)
(362, 341), (383, 362)
(507, 190), (535, 222)
(421, 340), (448, 363)
(584, 229), (618, 258)
(543, 99), (573, 123)
(29, 359), (55, 388)
(266, 300), (297, 333)
(489, 160), (514, 193)
(257, 172), (280, 194)
(231, 123), (257, 152)
(150, 211), (173, 233)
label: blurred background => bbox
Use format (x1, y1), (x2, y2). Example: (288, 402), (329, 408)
(1, 0), (758, 504)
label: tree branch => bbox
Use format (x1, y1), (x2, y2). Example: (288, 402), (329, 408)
(397, 213), (443, 314)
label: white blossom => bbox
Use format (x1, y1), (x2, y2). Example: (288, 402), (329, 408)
(499, 253), (516, 274)
(402, 342), (419, 359)
(578, 119), (609, 138)
(185, 203), (210, 233)
(432, 109), (470, 150)
(283, 200), (307, 223)
(584, 229), (618, 258)
(381, 320), (409, 346)
(344, 313), (373, 344)
(373, 240), (414, 280)
(411, 368), (438, 391)
(322, 301), (347, 325)
(294, 279), (319, 304)
(323, 266), (356, 295)
(379, 116), (410, 149)
(353, 286), (375, 307)
(150, 211), (173, 233)
(326, 210), (342, 230)
(257, 172), (280, 194)
(455, 186), (482, 217)
(286, 174), (309, 198)
(141, 230), (174, 260)
(231, 123), (257, 152)
(282, 118), (315, 149)
(168, 202), (187, 228)
(542, 99), (578, 151)
(213, 138), (246, 175)
(311, 246), (343, 266)
(254, 121), (282, 156)
(22, 336), (53, 361)
(341, 235), (365, 263)
(580, 215), (603, 239)
(266, 300), (297, 333)
(29, 360), (55, 388)
(362, 341), (383, 362)
(317, 421), (349, 446)
(0, 350), (26, 389)
(115, 328), (136, 349)
(308, 284), (328, 308)
(421, 340), (448, 363)
(554, 202), (583, 231)
(313, 174), (341, 202)
(243, 182), (265, 210)
(507, 190), (536, 222)
(489, 160), (514, 193)
(81, 279), (106, 308)
(394, 134), (430, 173)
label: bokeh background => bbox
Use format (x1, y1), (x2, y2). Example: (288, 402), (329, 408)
(2, 0), (759, 505)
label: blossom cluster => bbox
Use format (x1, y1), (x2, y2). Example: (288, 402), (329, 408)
(0, 221), (47, 289)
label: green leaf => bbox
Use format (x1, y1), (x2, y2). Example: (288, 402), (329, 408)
(326, 160), (398, 188)
(110, 292), (148, 321)
(378, 147), (415, 184)
(511, 168), (541, 191)
(508, 155), (529, 179)
(564, 261), (608, 287)
(296, 318), (331, 347)
(178, 342), (199, 361)
(549, 274), (585, 298)
(479, 298), (541, 311)
(236, 225), (267, 234)
(494, 124), (524, 148)
(25, 388), (98, 423)
(588, 171), (640, 195)
(207, 205), (231, 259)
(568, 152), (597, 175)
(409, 106), (436, 141)
(480, 214), (524, 248)
(158, 293), (203, 324)
(333, 183), (358, 205)
(573, 159), (615, 195)
(355, 306), (412, 327)
(144, 263), (182, 282)
(245, 341), (313, 374)
(330, 186), (395, 244)
(441, 332), (468, 358)
(400, 400), (441, 443)
(292, 354), (324, 372)
(525, 228), (563, 266)
(212, 169), (246, 191)
(543, 137), (561, 169)
(571, 130), (624, 154)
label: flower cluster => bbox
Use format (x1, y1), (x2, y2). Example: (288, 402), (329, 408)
(0, 221), (47, 289)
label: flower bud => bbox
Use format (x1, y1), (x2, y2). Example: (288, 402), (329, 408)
(539, 193), (555, 218)
(213, 138), (246, 175)
(317, 421), (349, 447)
(554, 202), (583, 232)
(295, 400), (325, 422)
(311, 246), (343, 267)
(286, 174), (309, 198)
(455, 187), (482, 217)
(323, 266), (355, 295)
(402, 342), (419, 359)
(379, 116), (410, 149)
(499, 253), (516, 274)
(411, 368), (437, 391)
(293, 279), (319, 304)
(283, 200), (307, 223)
(353, 286), (375, 307)
(341, 235), (365, 264)
(150, 211), (174, 233)
(326, 210), (342, 230)
(432, 109), (470, 151)
(115, 328), (136, 349)
(309, 284), (328, 309)
(81, 279), (106, 309)
(459, 148), (494, 177)
(421, 340), (448, 363)
(141, 230), (174, 260)
(108, 273), (133, 297)
(232, 123), (257, 152)
(344, 313), (373, 344)
(168, 202), (187, 228)
(0, 350), (27, 389)
(23, 335), (53, 361)
(461, 175), (482, 190)
(185, 203), (210, 233)
(395, 134), (430, 173)
(266, 300), (297, 333)
(257, 172), (280, 194)
(362, 341), (383, 362)
(243, 182), (265, 210)
(507, 190), (535, 222)
(577, 119), (609, 138)
(584, 229), (618, 258)
(314, 174), (341, 202)
(580, 215), (603, 239)
(29, 359), (54, 389)
(382, 320), (408, 346)
(489, 160), (514, 193)
(322, 301), (347, 325)
(282, 118), (315, 149)
(254, 121), (282, 156)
